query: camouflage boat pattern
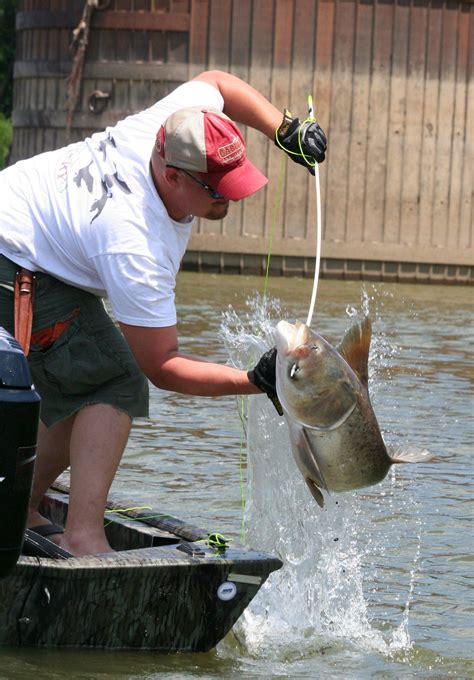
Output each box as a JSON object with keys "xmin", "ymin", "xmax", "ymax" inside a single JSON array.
[{"xmin": 0, "ymin": 484, "xmax": 282, "ymax": 651}]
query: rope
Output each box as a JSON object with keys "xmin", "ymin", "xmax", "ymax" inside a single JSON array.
[
  {"xmin": 303, "ymin": 96, "xmax": 322, "ymax": 328},
  {"xmin": 273, "ymin": 96, "xmax": 323, "ymax": 327},
  {"xmin": 65, "ymin": 0, "xmax": 98, "ymax": 144},
  {"xmin": 238, "ymin": 395, "xmax": 247, "ymax": 544},
  {"xmin": 237, "ymin": 153, "xmax": 286, "ymax": 544},
  {"xmin": 263, "ymin": 154, "xmax": 286, "ymax": 298}
]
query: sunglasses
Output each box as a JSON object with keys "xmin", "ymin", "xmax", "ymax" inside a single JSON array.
[{"xmin": 168, "ymin": 165, "xmax": 226, "ymax": 200}]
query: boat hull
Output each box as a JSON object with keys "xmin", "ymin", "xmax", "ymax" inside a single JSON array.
[{"xmin": 0, "ymin": 489, "xmax": 282, "ymax": 651}]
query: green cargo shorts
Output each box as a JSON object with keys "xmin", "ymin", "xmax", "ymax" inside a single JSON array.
[{"xmin": 0, "ymin": 255, "xmax": 149, "ymax": 427}]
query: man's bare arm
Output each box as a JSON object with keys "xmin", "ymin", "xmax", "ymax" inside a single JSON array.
[
  {"xmin": 192, "ymin": 70, "xmax": 282, "ymax": 139},
  {"xmin": 119, "ymin": 322, "xmax": 260, "ymax": 396}
]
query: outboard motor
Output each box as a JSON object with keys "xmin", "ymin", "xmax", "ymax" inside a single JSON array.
[{"xmin": 0, "ymin": 328, "xmax": 40, "ymax": 578}]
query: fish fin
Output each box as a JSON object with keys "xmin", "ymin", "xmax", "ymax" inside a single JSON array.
[
  {"xmin": 286, "ymin": 421, "xmax": 329, "ymax": 508},
  {"xmin": 305, "ymin": 478, "xmax": 325, "ymax": 508},
  {"xmin": 388, "ymin": 445, "xmax": 435, "ymax": 464},
  {"xmin": 337, "ymin": 316, "xmax": 372, "ymax": 387},
  {"xmin": 301, "ymin": 429, "xmax": 329, "ymax": 492}
]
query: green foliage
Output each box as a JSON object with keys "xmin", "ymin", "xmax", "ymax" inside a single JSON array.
[
  {"xmin": 0, "ymin": 114, "xmax": 12, "ymax": 169},
  {"xmin": 0, "ymin": 0, "xmax": 17, "ymax": 118}
]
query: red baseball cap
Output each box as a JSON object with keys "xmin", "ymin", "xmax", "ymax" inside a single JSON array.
[{"xmin": 156, "ymin": 106, "xmax": 268, "ymax": 200}]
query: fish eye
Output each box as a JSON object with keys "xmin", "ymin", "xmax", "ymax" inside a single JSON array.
[{"xmin": 289, "ymin": 363, "xmax": 299, "ymax": 379}]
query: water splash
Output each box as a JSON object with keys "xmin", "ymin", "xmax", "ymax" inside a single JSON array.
[
  {"xmin": 218, "ymin": 290, "xmax": 424, "ymax": 661},
  {"xmin": 220, "ymin": 293, "xmax": 286, "ymax": 368}
]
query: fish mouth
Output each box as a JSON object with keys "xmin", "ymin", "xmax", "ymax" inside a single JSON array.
[
  {"xmin": 276, "ymin": 321, "xmax": 310, "ymax": 354},
  {"xmin": 275, "ymin": 320, "xmax": 360, "ymax": 430}
]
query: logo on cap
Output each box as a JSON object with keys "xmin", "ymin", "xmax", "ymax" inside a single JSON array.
[{"xmin": 218, "ymin": 136, "xmax": 244, "ymax": 165}]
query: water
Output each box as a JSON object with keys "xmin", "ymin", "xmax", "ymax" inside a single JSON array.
[{"xmin": 1, "ymin": 273, "xmax": 472, "ymax": 679}]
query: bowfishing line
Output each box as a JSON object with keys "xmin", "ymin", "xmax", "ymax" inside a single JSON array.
[{"xmin": 304, "ymin": 95, "xmax": 322, "ymax": 329}]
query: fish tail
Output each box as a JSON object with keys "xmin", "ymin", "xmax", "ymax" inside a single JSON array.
[{"xmin": 388, "ymin": 446, "xmax": 435, "ymax": 464}]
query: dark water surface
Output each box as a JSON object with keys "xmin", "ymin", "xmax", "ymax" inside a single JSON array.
[{"xmin": 1, "ymin": 273, "xmax": 472, "ymax": 679}]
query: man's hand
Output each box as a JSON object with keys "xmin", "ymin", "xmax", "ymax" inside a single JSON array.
[
  {"xmin": 275, "ymin": 110, "xmax": 327, "ymax": 172},
  {"xmin": 248, "ymin": 348, "xmax": 283, "ymax": 416}
]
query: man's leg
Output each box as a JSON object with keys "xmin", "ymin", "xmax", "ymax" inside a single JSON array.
[
  {"xmin": 27, "ymin": 416, "xmax": 74, "ymax": 528},
  {"xmin": 28, "ymin": 403, "xmax": 132, "ymax": 557},
  {"xmin": 62, "ymin": 403, "xmax": 131, "ymax": 556}
]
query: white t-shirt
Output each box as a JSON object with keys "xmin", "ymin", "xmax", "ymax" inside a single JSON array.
[{"xmin": 0, "ymin": 81, "xmax": 224, "ymax": 327}]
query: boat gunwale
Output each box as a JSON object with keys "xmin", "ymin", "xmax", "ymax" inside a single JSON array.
[
  {"xmin": 14, "ymin": 546, "xmax": 283, "ymax": 572},
  {"xmin": 20, "ymin": 487, "xmax": 283, "ymax": 574}
]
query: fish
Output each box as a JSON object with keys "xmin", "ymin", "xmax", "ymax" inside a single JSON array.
[{"xmin": 275, "ymin": 317, "xmax": 432, "ymax": 507}]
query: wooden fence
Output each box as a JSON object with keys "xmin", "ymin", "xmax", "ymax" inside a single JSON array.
[{"xmin": 11, "ymin": 0, "xmax": 474, "ymax": 283}]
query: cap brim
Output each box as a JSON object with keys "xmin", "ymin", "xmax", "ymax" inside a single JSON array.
[{"xmin": 198, "ymin": 158, "xmax": 268, "ymax": 201}]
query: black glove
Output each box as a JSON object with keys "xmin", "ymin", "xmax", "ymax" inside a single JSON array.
[
  {"xmin": 275, "ymin": 110, "xmax": 327, "ymax": 173},
  {"xmin": 248, "ymin": 347, "xmax": 283, "ymax": 416}
]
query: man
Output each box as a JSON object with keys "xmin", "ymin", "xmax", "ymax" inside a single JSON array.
[{"xmin": 0, "ymin": 70, "xmax": 326, "ymax": 556}]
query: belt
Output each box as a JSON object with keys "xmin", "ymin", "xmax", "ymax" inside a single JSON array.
[{"xmin": 14, "ymin": 268, "xmax": 35, "ymax": 356}]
